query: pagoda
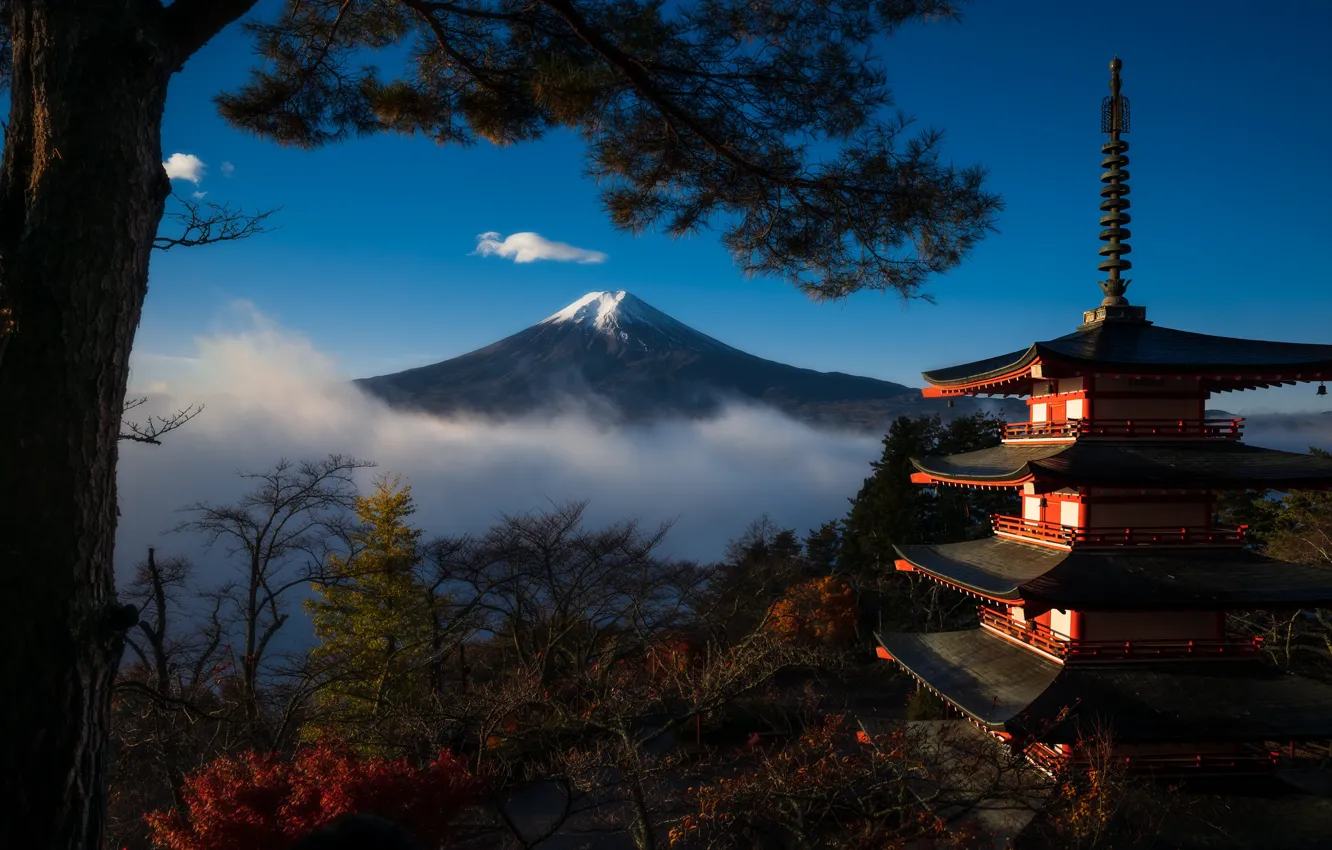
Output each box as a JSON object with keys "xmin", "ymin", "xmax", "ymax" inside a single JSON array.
[{"xmin": 877, "ymin": 58, "xmax": 1332, "ymax": 774}]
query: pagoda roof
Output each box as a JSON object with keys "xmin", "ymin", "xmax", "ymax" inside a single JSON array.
[
  {"xmin": 921, "ymin": 321, "xmax": 1332, "ymax": 395},
  {"xmin": 878, "ymin": 628, "xmax": 1332, "ymax": 744},
  {"xmin": 894, "ymin": 537, "xmax": 1332, "ymax": 609},
  {"xmin": 910, "ymin": 440, "xmax": 1332, "ymax": 489}
]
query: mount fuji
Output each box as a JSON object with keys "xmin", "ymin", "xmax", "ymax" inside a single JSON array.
[{"xmin": 356, "ymin": 291, "xmax": 1011, "ymax": 431}]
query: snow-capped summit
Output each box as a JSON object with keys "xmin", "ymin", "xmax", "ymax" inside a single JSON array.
[
  {"xmin": 541, "ymin": 290, "xmax": 643, "ymax": 328},
  {"xmin": 539, "ymin": 290, "xmax": 728, "ymax": 353},
  {"xmin": 356, "ymin": 291, "xmax": 1017, "ymax": 430}
]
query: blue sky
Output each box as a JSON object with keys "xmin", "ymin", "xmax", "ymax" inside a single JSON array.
[{"xmin": 141, "ymin": 0, "xmax": 1332, "ymax": 412}]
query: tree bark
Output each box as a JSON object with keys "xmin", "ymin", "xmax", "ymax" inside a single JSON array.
[{"xmin": 0, "ymin": 2, "xmax": 172, "ymax": 847}]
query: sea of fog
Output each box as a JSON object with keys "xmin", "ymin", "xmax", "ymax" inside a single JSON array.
[{"xmin": 115, "ymin": 305, "xmax": 1332, "ymax": 637}]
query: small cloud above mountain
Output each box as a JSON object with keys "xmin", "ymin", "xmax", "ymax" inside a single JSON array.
[
  {"xmin": 162, "ymin": 153, "xmax": 206, "ymax": 183},
  {"xmin": 472, "ymin": 231, "xmax": 607, "ymax": 264}
]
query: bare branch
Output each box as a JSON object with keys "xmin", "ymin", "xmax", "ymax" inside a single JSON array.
[
  {"xmin": 119, "ymin": 396, "xmax": 205, "ymax": 446},
  {"xmin": 154, "ymin": 193, "xmax": 280, "ymax": 252}
]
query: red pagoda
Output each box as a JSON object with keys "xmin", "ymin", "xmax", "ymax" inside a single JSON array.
[{"xmin": 877, "ymin": 58, "xmax": 1332, "ymax": 774}]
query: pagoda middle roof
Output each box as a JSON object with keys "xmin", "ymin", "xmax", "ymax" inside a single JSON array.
[
  {"xmin": 878, "ymin": 628, "xmax": 1332, "ymax": 744},
  {"xmin": 922, "ymin": 321, "xmax": 1332, "ymax": 390},
  {"xmin": 911, "ymin": 440, "xmax": 1332, "ymax": 489},
  {"xmin": 894, "ymin": 537, "xmax": 1332, "ymax": 609}
]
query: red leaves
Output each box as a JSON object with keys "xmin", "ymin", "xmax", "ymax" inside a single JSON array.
[
  {"xmin": 764, "ymin": 577, "xmax": 859, "ymax": 646},
  {"xmin": 145, "ymin": 741, "xmax": 481, "ymax": 850}
]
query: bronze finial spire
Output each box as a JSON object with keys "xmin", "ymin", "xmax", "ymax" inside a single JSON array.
[{"xmin": 1083, "ymin": 57, "xmax": 1146, "ymax": 327}]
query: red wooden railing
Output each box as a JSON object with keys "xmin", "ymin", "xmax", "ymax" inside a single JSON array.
[
  {"xmin": 979, "ymin": 608, "xmax": 1067, "ymax": 657},
  {"xmin": 991, "ymin": 515, "xmax": 1247, "ymax": 548},
  {"xmin": 992, "ymin": 515, "xmax": 1078, "ymax": 546},
  {"xmin": 1003, "ymin": 418, "xmax": 1244, "ymax": 441},
  {"xmin": 1066, "ymin": 637, "xmax": 1262, "ymax": 660},
  {"xmin": 1025, "ymin": 741, "xmax": 1279, "ymax": 774},
  {"xmin": 978, "ymin": 608, "xmax": 1263, "ymax": 661}
]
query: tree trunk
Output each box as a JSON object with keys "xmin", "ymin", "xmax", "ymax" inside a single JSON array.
[{"xmin": 0, "ymin": 2, "xmax": 172, "ymax": 847}]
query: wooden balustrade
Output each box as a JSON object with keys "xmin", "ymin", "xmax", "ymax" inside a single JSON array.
[
  {"xmin": 1026, "ymin": 742, "xmax": 1279, "ymax": 774},
  {"xmin": 991, "ymin": 515, "xmax": 1077, "ymax": 546},
  {"xmin": 978, "ymin": 607, "xmax": 1262, "ymax": 661},
  {"xmin": 1003, "ymin": 418, "xmax": 1244, "ymax": 441},
  {"xmin": 991, "ymin": 515, "xmax": 1247, "ymax": 548}
]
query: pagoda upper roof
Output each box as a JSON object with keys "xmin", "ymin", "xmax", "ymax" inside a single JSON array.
[
  {"xmin": 921, "ymin": 320, "xmax": 1332, "ymax": 395},
  {"xmin": 910, "ymin": 440, "xmax": 1332, "ymax": 489},
  {"xmin": 894, "ymin": 537, "xmax": 1332, "ymax": 609},
  {"xmin": 878, "ymin": 628, "xmax": 1332, "ymax": 744}
]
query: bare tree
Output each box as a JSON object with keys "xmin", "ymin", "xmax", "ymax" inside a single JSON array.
[
  {"xmin": 412, "ymin": 503, "xmax": 827, "ymax": 850},
  {"xmin": 430, "ymin": 501, "xmax": 703, "ymax": 687},
  {"xmin": 107, "ymin": 549, "xmax": 234, "ymax": 849},
  {"xmin": 174, "ymin": 454, "xmax": 375, "ymax": 746}
]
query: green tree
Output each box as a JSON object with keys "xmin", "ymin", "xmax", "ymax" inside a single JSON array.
[
  {"xmin": 931, "ymin": 410, "xmax": 1013, "ymax": 542},
  {"xmin": 305, "ymin": 475, "xmax": 437, "ymax": 754},
  {"xmin": 803, "ymin": 520, "xmax": 844, "ymax": 575},
  {"xmin": 699, "ymin": 516, "xmax": 810, "ymax": 641},
  {"xmin": 0, "ymin": 3, "xmax": 999, "ymax": 844},
  {"xmin": 842, "ymin": 415, "xmax": 938, "ymax": 575},
  {"xmin": 842, "ymin": 412, "xmax": 1014, "ymax": 630}
]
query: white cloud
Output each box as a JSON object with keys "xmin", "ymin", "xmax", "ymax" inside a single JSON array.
[
  {"xmin": 117, "ymin": 306, "xmax": 878, "ymax": 587},
  {"xmin": 220, "ymin": 161, "xmax": 236, "ymax": 178},
  {"xmin": 472, "ymin": 231, "xmax": 608, "ymax": 264},
  {"xmin": 191, "ymin": 191, "xmax": 208, "ymax": 200},
  {"xmin": 163, "ymin": 153, "xmax": 206, "ymax": 183}
]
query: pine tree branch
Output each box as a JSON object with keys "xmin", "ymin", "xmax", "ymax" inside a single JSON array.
[{"xmin": 164, "ymin": 0, "xmax": 264, "ymax": 65}]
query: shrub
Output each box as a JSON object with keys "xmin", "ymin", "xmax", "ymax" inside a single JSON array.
[
  {"xmin": 765, "ymin": 577, "xmax": 859, "ymax": 646},
  {"xmin": 906, "ymin": 689, "xmax": 948, "ymax": 721},
  {"xmin": 144, "ymin": 741, "xmax": 481, "ymax": 850}
]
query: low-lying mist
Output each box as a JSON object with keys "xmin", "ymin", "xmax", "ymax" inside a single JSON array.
[
  {"xmin": 117, "ymin": 306, "xmax": 1332, "ymax": 590},
  {"xmin": 116, "ymin": 307, "xmax": 882, "ymax": 585}
]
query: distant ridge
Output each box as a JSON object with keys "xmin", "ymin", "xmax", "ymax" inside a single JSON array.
[{"xmin": 356, "ymin": 291, "xmax": 1020, "ymax": 432}]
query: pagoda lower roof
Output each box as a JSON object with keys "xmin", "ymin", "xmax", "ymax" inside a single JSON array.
[
  {"xmin": 910, "ymin": 440, "xmax": 1332, "ymax": 489},
  {"xmin": 921, "ymin": 321, "xmax": 1332, "ymax": 394},
  {"xmin": 894, "ymin": 537, "xmax": 1332, "ymax": 609},
  {"xmin": 878, "ymin": 628, "xmax": 1332, "ymax": 744}
]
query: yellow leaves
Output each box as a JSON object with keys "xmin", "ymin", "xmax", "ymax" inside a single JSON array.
[{"xmin": 305, "ymin": 474, "xmax": 435, "ymax": 751}]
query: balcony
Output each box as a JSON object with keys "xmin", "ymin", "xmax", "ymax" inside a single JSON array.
[
  {"xmin": 1025, "ymin": 741, "xmax": 1279, "ymax": 774},
  {"xmin": 1003, "ymin": 418, "xmax": 1244, "ymax": 442},
  {"xmin": 979, "ymin": 608, "xmax": 1263, "ymax": 662},
  {"xmin": 991, "ymin": 515, "xmax": 1248, "ymax": 549}
]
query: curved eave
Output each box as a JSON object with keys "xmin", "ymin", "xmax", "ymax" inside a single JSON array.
[
  {"xmin": 912, "ymin": 442, "xmax": 1332, "ymax": 491},
  {"xmin": 1032, "ymin": 342, "xmax": 1332, "ymax": 392},
  {"xmin": 893, "ymin": 539, "xmax": 1055, "ymax": 605},
  {"xmin": 919, "ymin": 324, "xmax": 1332, "ymax": 398},
  {"xmin": 879, "ymin": 628, "xmax": 1332, "ymax": 744},
  {"xmin": 920, "ymin": 346, "xmax": 1040, "ymax": 397},
  {"xmin": 896, "ymin": 537, "xmax": 1332, "ymax": 611},
  {"xmin": 875, "ymin": 629, "xmax": 1060, "ymax": 733},
  {"xmin": 909, "ymin": 443, "xmax": 1067, "ymax": 488},
  {"xmin": 909, "ymin": 470, "xmax": 1032, "ymax": 488},
  {"xmin": 894, "ymin": 557, "xmax": 1026, "ymax": 606}
]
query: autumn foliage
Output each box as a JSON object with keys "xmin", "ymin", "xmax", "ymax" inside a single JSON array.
[
  {"xmin": 144, "ymin": 741, "xmax": 481, "ymax": 850},
  {"xmin": 764, "ymin": 577, "xmax": 859, "ymax": 646},
  {"xmin": 669, "ymin": 714, "xmax": 973, "ymax": 849}
]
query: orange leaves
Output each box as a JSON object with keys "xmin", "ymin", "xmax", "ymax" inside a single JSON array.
[
  {"xmin": 764, "ymin": 576, "xmax": 859, "ymax": 646},
  {"xmin": 644, "ymin": 635, "xmax": 702, "ymax": 677},
  {"xmin": 144, "ymin": 741, "xmax": 481, "ymax": 850},
  {"xmin": 672, "ymin": 714, "xmax": 952, "ymax": 849}
]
